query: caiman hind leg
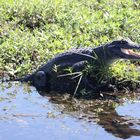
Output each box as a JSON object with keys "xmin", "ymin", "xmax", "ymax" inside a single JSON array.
[
  {"xmin": 33, "ymin": 71, "xmax": 51, "ymax": 92},
  {"xmin": 54, "ymin": 61, "xmax": 96, "ymax": 96}
]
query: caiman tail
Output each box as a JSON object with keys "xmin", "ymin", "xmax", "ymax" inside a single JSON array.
[{"xmin": 3, "ymin": 74, "xmax": 33, "ymax": 83}]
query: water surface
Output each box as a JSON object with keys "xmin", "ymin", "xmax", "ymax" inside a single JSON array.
[{"xmin": 0, "ymin": 82, "xmax": 140, "ymax": 140}]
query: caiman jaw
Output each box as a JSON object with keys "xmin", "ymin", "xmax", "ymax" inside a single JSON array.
[{"xmin": 121, "ymin": 48, "xmax": 140, "ymax": 58}]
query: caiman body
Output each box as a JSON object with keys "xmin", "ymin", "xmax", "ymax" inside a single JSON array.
[{"xmin": 10, "ymin": 39, "xmax": 140, "ymax": 95}]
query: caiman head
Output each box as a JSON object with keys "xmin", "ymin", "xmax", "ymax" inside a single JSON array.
[{"xmin": 105, "ymin": 39, "xmax": 140, "ymax": 62}]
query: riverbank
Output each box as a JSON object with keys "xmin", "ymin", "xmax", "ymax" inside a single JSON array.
[{"xmin": 0, "ymin": 0, "xmax": 140, "ymax": 90}]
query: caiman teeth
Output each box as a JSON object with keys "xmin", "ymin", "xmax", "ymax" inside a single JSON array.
[{"xmin": 121, "ymin": 48, "xmax": 140, "ymax": 57}]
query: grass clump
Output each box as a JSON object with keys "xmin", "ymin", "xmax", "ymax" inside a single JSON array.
[{"xmin": 0, "ymin": 0, "xmax": 140, "ymax": 90}]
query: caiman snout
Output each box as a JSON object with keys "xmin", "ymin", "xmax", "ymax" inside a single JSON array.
[
  {"xmin": 120, "ymin": 44, "xmax": 140, "ymax": 59},
  {"xmin": 118, "ymin": 39, "xmax": 140, "ymax": 59}
]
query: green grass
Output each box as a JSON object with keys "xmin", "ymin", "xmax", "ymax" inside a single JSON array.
[{"xmin": 0, "ymin": 0, "xmax": 140, "ymax": 89}]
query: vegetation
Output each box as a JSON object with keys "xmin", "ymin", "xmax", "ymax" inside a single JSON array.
[{"xmin": 0, "ymin": 0, "xmax": 140, "ymax": 89}]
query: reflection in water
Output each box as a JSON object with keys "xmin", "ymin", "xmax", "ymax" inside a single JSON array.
[
  {"xmin": 46, "ymin": 92, "xmax": 140, "ymax": 139},
  {"xmin": 0, "ymin": 82, "xmax": 140, "ymax": 140},
  {"xmin": 98, "ymin": 103, "xmax": 140, "ymax": 139}
]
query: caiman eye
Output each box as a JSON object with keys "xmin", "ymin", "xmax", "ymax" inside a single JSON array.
[{"xmin": 120, "ymin": 39, "xmax": 129, "ymax": 44}]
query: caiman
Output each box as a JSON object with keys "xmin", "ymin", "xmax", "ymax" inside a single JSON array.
[{"xmin": 7, "ymin": 39, "xmax": 140, "ymax": 96}]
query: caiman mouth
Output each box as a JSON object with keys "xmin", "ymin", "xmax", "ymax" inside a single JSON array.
[{"xmin": 121, "ymin": 48, "xmax": 140, "ymax": 57}]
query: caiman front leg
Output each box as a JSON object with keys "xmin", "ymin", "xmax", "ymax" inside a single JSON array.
[{"xmin": 72, "ymin": 61, "xmax": 114, "ymax": 96}]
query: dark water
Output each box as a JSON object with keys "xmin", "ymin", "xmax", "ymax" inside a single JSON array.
[{"xmin": 0, "ymin": 82, "xmax": 140, "ymax": 140}]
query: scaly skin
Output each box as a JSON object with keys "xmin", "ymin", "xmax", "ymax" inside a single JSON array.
[{"xmin": 9, "ymin": 39, "xmax": 140, "ymax": 95}]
